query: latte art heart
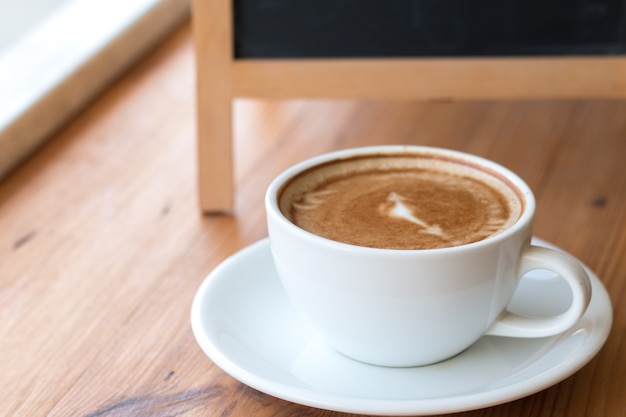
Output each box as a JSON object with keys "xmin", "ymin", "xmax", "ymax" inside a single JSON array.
[{"xmin": 379, "ymin": 192, "xmax": 446, "ymax": 237}]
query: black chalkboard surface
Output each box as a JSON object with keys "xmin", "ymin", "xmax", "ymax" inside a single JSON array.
[{"xmin": 234, "ymin": 0, "xmax": 626, "ymax": 58}]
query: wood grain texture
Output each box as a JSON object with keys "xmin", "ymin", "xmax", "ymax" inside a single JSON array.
[{"xmin": 1, "ymin": 22, "xmax": 625, "ymax": 417}]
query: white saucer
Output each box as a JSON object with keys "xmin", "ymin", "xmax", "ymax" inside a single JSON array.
[{"xmin": 191, "ymin": 238, "xmax": 612, "ymax": 416}]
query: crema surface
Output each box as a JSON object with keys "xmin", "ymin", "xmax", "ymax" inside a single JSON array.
[{"xmin": 279, "ymin": 155, "xmax": 523, "ymax": 250}]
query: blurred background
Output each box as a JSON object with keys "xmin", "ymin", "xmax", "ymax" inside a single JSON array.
[{"xmin": 0, "ymin": 0, "xmax": 189, "ymax": 180}]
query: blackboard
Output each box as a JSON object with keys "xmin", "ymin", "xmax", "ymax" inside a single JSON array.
[{"xmin": 233, "ymin": 0, "xmax": 626, "ymax": 58}]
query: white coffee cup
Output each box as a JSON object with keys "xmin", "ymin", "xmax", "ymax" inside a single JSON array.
[{"xmin": 265, "ymin": 146, "xmax": 592, "ymax": 367}]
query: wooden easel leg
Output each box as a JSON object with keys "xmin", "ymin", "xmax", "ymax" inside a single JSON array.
[
  {"xmin": 192, "ymin": 0, "xmax": 234, "ymax": 214},
  {"xmin": 196, "ymin": 99, "xmax": 233, "ymax": 214}
]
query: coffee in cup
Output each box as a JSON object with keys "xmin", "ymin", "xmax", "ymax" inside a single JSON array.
[
  {"xmin": 266, "ymin": 146, "xmax": 591, "ymax": 367},
  {"xmin": 278, "ymin": 153, "xmax": 523, "ymax": 250}
]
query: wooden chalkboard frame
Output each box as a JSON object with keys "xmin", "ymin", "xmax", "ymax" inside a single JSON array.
[{"xmin": 192, "ymin": 0, "xmax": 626, "ymax": 213}]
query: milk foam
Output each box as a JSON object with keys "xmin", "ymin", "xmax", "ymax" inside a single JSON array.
[
  {"xmin": 381, "ymin": 192, "xmax": 445, "ymax": 237},
  {"xmin": 279, "ymin": 154, "xmax": 524, "ymax": 250}
]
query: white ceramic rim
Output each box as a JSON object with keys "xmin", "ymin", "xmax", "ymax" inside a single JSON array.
[{"xmin": 265, "ymin": 145, "xmax": 535, "ymax": 255}]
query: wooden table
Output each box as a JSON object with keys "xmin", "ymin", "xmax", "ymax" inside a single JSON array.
[{"xmin": 1, "ymin": 22, "xmax": 624, "ymax": 417}]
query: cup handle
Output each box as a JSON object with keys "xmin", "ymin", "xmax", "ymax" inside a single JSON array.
[{"xmin": 485, "ymin": 245, "xmax": 592, "ymax": 338}]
